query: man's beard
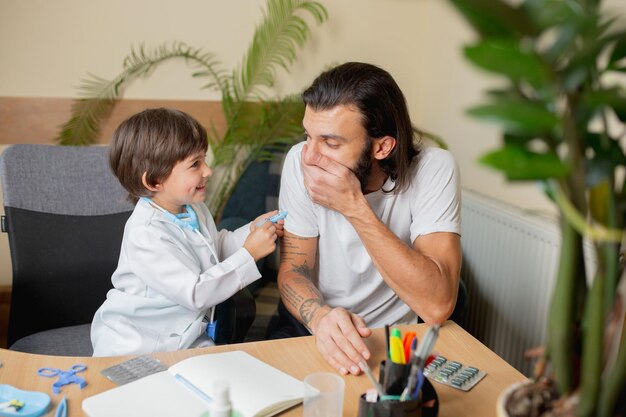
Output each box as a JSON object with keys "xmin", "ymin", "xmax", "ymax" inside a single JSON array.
[{"xmin": 352, "ymin": 140, "xmax": 373, "ymax": 193}]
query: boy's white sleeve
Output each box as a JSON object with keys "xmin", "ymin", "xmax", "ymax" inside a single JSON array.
[
  {"xmin": 217, "ymin": 223, "xmax": 251, "ymax": 259},
  {"xmin": 127, "ymin": 226, "xmax": 260, "ymax": 312}
]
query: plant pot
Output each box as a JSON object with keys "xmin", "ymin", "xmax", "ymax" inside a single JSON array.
[
  {"xmin": 496, "ymin": 380, "xmax": 531, "ymax": 417},
  {"xmin": 496, "ymin": 378, "xmax": 565, "ymax": 417}
]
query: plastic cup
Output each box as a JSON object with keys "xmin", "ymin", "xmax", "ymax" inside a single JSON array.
[{"xmin": 303, "ymin": 372, "xmax": 345, "ymax": 417}]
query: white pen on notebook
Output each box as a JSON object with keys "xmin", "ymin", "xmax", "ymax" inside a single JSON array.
[{"xmin": 175, "ymin": 373, "xmax": 212, "ymax": 405}]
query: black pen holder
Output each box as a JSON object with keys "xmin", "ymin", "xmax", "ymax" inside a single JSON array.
[
  {"xmin": 357, "ymin": 393, "xmax": 422, "ymax": 417},
  {"xmin": 380, "ymin": 359, "xmax": 412, "ymax": 395},
  {"xmin": 356, "ymin": 361, "xmax": 438, "ymax": 417}
]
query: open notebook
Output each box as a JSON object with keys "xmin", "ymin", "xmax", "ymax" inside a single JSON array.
[{"xmin": 83, "ymin": 351, "xmax": 304, "ymax": 417}]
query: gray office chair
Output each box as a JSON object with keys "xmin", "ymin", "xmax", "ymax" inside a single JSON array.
[
  {"xmin": 0, "ymin": 144, "xmax": 134, "ymax": 355},
  {"xmin": 0, "ymin": 144, "xmax": 255, "ymax": 356}
]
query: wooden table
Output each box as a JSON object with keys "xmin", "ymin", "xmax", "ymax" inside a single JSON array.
[{"xmin": 0, "ymin": 321, "xmax": 525, "ymax": 416}]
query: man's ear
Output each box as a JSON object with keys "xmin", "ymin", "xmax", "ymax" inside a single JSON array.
[
  {"xmin": 141, "ymin": 172, "xmax": 160, "ymax": 192},
  {"xmin": 372, "ymin": 136, "xmax": 396, "ymax": 160}
]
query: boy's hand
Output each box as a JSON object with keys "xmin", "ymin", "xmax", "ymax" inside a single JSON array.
[
  {"xmin": 244, "ymin": 212, "xmax": 282, "ymax": 261},
  {"xmin": 252, "ymin": 210, "xmax": 285, "ymax": 237}
]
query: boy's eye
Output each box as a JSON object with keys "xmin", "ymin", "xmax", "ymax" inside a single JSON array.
[{"xmin": 191, "ymin": 161, "xmax": 199, "ymax": 167}]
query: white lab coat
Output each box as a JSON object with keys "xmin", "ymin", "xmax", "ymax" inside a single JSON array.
[{"xmin": 91, "ymin": 199, "xmax": 261, "ymax": 356}]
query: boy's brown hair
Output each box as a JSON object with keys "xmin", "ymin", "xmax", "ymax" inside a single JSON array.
[{"xmin": 109, "ymin": 108, "xmax": 208, "ymax": 204}]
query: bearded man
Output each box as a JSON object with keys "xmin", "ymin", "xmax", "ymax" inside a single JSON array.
[{"xmin": 268, "ymin": 62, "xmax": 462, "ymax": 376}]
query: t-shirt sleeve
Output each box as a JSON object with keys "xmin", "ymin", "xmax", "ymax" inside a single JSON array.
[
  {"xmin": 409, "ymin": 148, "xmax": 461, "ymax": 242},
  {"xmin": 279, "ymin": 143, "xmax": 319, "ymax": 237}
]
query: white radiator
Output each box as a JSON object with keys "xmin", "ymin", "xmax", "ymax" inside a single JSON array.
[{"xmin": 460, "ymin": 189, "xmax": 561, "ymax": 376}]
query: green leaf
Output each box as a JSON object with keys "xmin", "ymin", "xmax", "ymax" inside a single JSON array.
[
  {"xmin": 57, "ymin": 42, "xmax": 225, "ymax": 145},
  {"xmin": 562, "ymin": 29, "xmax": 625, "ymax": 92},
  {"xmin": 479, "ymin": 145, "xmax": 569, "ymax": 180},
  {"xmin": 236, "ymin": 0, "xmax": 328, "ymax": 101},
  {"xmin": 448, "ymin": 0, "xmax": 536, "ymax": 38},
  {"xmin": 464, "ymin": 39, "xmax": 550, "ymax": 87},
  {"xmin": 609, "ymin": 36, "xmax": 626, "ymax": 66},
  {"xmin": 503, "ymin": 132, "xmax": 536, "ymax": 146},
  {"xmin": 583, "ymin": 88, "xmax": 626, "ymax": 123},
  {"xmin": 522, "ymin": 0, "xmax": 582, "ymax": 29},
  {"xmin": 467, "ymin": 100, "xmax": 559, "ymax": 134},
  {"xmin": 585, "ymin": 132, "xmax": 626, "ymax": 168}
]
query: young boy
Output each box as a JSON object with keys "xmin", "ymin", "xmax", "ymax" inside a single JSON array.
[{"xmin": 91, "ymin": 108, "xmax": 283, "ymax": 356}]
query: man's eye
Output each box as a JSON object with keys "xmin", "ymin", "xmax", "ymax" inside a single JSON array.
[{"xmin": 326, "ymin": 142, "xmax": 339, "ymax": 149}]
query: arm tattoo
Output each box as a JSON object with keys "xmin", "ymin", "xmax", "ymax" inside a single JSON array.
[
  {"xmin": 280, "ymin": 281, "xmax": 304, "ymax": 309},
  {"xmin": 291, "ymin": 260, "xmax": 313, "ymax": 280},
  {"xmin": 300, "ymin": 297, "xmax": 324, "ymax": 326}
]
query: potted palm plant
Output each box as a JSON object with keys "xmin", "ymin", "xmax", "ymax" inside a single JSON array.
[
  {"xmin": 57, "ymin": 0, "xmax": 328, "ymax": 221},
  {"xmin": 446, "ymin": 0, "xmax": 626, "ymax": 415}
]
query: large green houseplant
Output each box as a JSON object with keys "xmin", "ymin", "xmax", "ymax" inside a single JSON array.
[
  {"xmin": 447, "ymin": 0, "xmax": 626, "ymax": 416},
  {"xmin": 57, "ymin": 0, "xmax": 327, "ymax": 221}
]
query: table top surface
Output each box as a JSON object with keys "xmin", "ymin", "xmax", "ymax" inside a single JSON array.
[{"xmin": 0, "ymin": 321, "xmax": 526, "ymax": 416}]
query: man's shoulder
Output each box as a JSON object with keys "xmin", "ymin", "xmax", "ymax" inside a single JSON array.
[
  {"xmin": 417, "ymin": 145, "xmax": 454, "ymax": 162},
  {"xmin": 282, "ymin": 141, "xmax": 306, "ymax": 177},
  {"xmin": 413, "ymin": 146, "xmax": 457, "ymax": 174},
  {"xmin": 285, "ymin": 141, "xmax": 305, "ymax": 161}
]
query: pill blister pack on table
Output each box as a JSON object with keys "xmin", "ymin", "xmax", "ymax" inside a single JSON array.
[
  {"xmin": 100, "ymin": 355, "xmax": 167, "ymax": 386},
  {"xmin": 423, "ymin": 355, "xmax": 487, "ymax": 391}
]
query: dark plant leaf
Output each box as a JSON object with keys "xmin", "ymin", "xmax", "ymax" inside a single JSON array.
[
  {"xmin": 467, "ymin": 100, "xmax": 559, "ymax": 134},
  {"xmin": 464, "ymin": 39, "xmax": 550, "ymax": 87},
  {"xmin": 583, "ymin": 88, "xmax": 626, "ymax": 123},
  {"xmin": 585, "ymin": 133, "xmax": 626, "ymax": 167},
  {"xmin": 562, "ymin": 29, "xmax": 625, "ymax": 92},
  {"xmin": 522, "ymin": 0, "xmax": 582, "ymax": 30},
  {"xmin": 503, "ymin": 132, "xmax": 538, "ymax": 146},
  {"xmin": 448, "ymin": 0, "xmax": 536, "ymax": 38},
  {"xmin": 609, "ymin": 36, "xmax": 626, "ymax": 66},
  {"xmin": 479, "ymin": 144, "xmax": 569, "ymax": 180}
]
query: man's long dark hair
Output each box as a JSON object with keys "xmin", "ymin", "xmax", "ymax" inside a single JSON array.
[{"xmin": 302, "ymin": 62, "xmax": 421, "ymax": 193}]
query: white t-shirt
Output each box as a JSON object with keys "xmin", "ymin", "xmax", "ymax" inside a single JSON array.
[{"xmin": 279, "ymin": 142, "xmax": 461, "ymax": 328}]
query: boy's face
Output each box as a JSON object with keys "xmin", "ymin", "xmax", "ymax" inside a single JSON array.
[{"xmin": 150, "ymin": 150, "xmax": 212, "ymax": 214}]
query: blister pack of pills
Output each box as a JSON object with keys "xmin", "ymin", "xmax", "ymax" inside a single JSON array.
[
  {"xmin": 100, "ymin": 355, "xmax": 167, "ymax": 386},
  {"xmin": 423, "ymin": 355, "xmax": 487, "ymax": 391}
]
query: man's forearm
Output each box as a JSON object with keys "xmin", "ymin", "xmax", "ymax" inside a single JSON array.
[
  {"xmin": 279, "ymin": 273, "xmax": 330, "ymax": 331},
  {"xmin": 346, "ymin": 200, "xmax": 461, "ymax": 323},
  {"xmin": 278, "ymin": 232, "xmax": 330, "ymax": 331}
]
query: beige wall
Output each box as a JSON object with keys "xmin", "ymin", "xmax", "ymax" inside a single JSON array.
[{"xmin": 1, "ymin": 0, "xmax": 625, "ymax": 286}]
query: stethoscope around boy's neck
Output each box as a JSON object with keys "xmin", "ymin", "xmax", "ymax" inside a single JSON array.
[
  {"xmin": 140, "ymin": 197, "xmax": 200, "ymax": 232},
  {"xmin": 140, "ymin": 197, "xmax": 218, "ymax": 264}
]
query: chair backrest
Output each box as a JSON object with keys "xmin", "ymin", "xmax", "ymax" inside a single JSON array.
[{"xmin": 0, "ymin": 144, "xmax": 134, "ymax": 347}]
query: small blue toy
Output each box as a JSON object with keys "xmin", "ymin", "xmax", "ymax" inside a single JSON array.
[
  {"xmin": 256, "ymin": 210, "xmax": 288, "ymax": 227},
  {"xmin": 0, "ymin": 385, "xmax": 50, "ymax": 417},
  {"xmin": 37, "ymin": 365, "xmax": 87, "ymax": 394}
]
